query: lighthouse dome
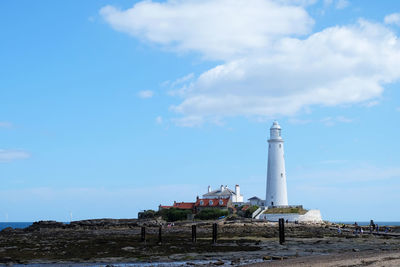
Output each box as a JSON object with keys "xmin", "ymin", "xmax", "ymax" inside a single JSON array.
[
  {"xmin": 270, "ymin": 121, "xmax": 282, "ymax": 140},
  {"xmin": 271, "ymin": 121, "xmax": 281, "ymax": 129}
]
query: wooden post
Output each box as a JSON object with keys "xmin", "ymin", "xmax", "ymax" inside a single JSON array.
[
  {"xmin": 158, "ymin": 226, "xmax": 162, "ymax": 244},
  {"xmin": 192, "ymin": 225, "xmax": 197, "ymax": 243},
  {"xmin": 279, "ymin": 218, "xmax": 285, "ymax": 244},
  {"xmin": 141, "ymin": 226, "xmax": 146, "ymax": 242},
  {"xmin": 212, "ymin": 223, "xmax": 217, "ymax": 244}
]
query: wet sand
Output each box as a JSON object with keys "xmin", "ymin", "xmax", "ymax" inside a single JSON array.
[{"xmin": 245, "ymin": 250, "xmax": 400, "ymax": 266}]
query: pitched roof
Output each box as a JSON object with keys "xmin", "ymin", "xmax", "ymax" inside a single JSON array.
[
  {"xmin": 203, "ymin": 187, "xmax": 236, "ymax": 197},
  {"xmin": 248, "ymin": 196, "xmax": 262, "ymax": 200},
  {"xmin": 173, "ymin": 202, "xmax": 195, "ymax": 209},
  {"xmin": 195, "ymin": 198, "xmax": 229, "ymax": 207},
  {"xmin": 159, "ymin": 202, "xmax": 195, "ymax": 210}
]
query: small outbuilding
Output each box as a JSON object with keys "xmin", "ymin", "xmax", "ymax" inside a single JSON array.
[{"xmin": 248, "ymin": 196, "xmax": 264, "ymax": 206}]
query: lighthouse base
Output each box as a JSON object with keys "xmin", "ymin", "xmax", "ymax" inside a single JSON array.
[{"xmin": 259, "ymin": 209, "xmax": 323, "ymax": 223}]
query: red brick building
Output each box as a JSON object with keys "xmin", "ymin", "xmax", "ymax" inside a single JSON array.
[{"xmin": 194, "ymin": 197, "xmax": 231, "ymax": 213}]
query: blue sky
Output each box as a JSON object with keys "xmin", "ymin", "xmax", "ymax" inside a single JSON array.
[{"xmin": 1, "ymin": 0, "xmax": 400, "ymax": 222}]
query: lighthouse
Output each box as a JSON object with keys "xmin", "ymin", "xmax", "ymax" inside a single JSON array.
[{"xmin": 265, "ymin": 121, "xmax": 288, "ymax": 207}]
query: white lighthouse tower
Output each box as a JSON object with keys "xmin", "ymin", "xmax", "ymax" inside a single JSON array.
[{"xmin": 265, "ymin": 121, "xmax": 288, "ymax": 207}]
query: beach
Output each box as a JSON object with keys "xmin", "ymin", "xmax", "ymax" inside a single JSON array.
[
  {"xmin": 246, "ymin": 250, "xmax": 400, "ymax": 266},
  {"xmin": 1, "ymin": 218, "xmax": 400, "ymax": 266}
]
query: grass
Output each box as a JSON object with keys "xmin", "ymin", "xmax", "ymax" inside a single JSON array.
[{"xmin": 264, "ymin": 207, "xmax": 308, "ymax": 215}]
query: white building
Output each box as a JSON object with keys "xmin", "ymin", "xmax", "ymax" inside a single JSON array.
[
  {"xmin": 203, "ymin": 185, "xmax": 244, "ymax": 203},
  {"xmin": 265, "ymin": 121, "xmax": 288, "ymax": 207},
  {"xmin": 248, "ymin": 196, "xmax": 264, "ymax": 206}
]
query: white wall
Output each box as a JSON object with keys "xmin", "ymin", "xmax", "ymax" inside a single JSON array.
[
  {"xmin": 259, "ymin": 209, "xmax": 322, "ymax": 222},
  {"xmin": 266, "ymin": 135, "xmax": 288, "ymax": 206}
]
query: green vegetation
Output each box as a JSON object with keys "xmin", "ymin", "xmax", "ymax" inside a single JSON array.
[
  {"xmin": 159, "ymin": 208, "xmax": 192, "ymax": 222},
  {"xmin": 264, "ymin": 207, "xmax": 308, "ymax": 215},
  {"xmin": 235, "ymin": 205, "xmax": 259, "ymax": 218},
  {"xmin": 245, "ymin": 205, "xmax": 259, "ymax": 218},
  {"xmin": 195, "ymin": 208, "xmax": 228, "ymax": 220},
  {"xmin": 137, "ymin": 209, "xmax": 157, "ymax": 219}
]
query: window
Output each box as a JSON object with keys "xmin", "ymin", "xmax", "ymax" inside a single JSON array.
[
  {"xmin": 209, "ymin": 200, "xmax": 213, "ymax": 205},
  {"xmin": 281, "ymin": 173, "xmax": 283, "ymax": 177},
  {"xmin": 200, "ymin": 200, "xmax": 204, "ymax": 205},
  {"xmin": 219, "ymin": 199, "xmax": 223, "ymax": 205},
  {"xmin": 279, "ymin": 144, "xmax": 281, "ymax": 148}
]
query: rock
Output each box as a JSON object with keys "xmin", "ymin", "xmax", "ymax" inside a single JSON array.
[
  {"xmin": 263, "ymin": 256, "xmax": 272, "ymax": 260},
  {"xmin": 1, "ymin": 227, "xmax": 14, "ymax": 233},
  {"xmin": 214, "ymin": 260, "xmax": 225, "ymax": 265},
  {"xmin": 121, "ymin": 246, "xmax": 134, "ymax": 251},
  {"xmin": 353, "ymin": 248, "xmax": 360, "ymax": 252},
  {"xmin": 271, "ymin": 256, "xmax": 284, "ymax": 260},
  {"xmin": 25, "ymin": 221, "xmax": 66, "ymax": 231}
]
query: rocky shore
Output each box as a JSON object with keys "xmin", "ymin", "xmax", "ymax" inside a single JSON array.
[{"xmin": 1, "ymin": 218, "xmax": 399, "ymax": 266}]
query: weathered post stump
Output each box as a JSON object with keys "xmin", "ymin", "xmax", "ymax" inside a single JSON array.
[
  {"xmin": 141, "ymin": 226, "xmax": 146, "ymax": 243},
  {"xmin": 212, "ymin": 223, "xmax": 218, "ymax": 244},
  {"xmin": 279, "ymin": 218, "xmax": 285, "ymax": 244},
  {"xmin": 192, "ymin": 225, "xmax": 197, "ymax": 243},
  {"xmin": 158, "ymin": 226, "xmax": 162, "ymax": 244}
]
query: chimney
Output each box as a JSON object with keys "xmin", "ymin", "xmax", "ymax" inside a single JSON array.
[
  {"xmin": 235, "ymin": 184, "xmax": 240, "ymax": 195},
  {"xmin": 208, "ymin": 185, "xmax": 211, "ymax": 193}
]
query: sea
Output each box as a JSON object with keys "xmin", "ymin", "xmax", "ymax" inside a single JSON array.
[
  {"xmin": 2, "ymin": 221, "xmax": 400, "ymax": 231},
  {"xmin": 0, "ymin": 222, "xmax": 33, "ymax": 230}
]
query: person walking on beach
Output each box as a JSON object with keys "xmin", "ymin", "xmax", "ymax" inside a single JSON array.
[{"xmin": 376, "ymin": 224, "xmax": 379, "ymax": 233}]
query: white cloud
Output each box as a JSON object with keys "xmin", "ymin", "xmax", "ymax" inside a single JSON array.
[
  {"xmin": 335, "ymin": 116, "xmax": 353, "ymax": 123},
  {"xmin": 335, "ymin": 0, "xmax": 349, "ymax": 9},
  {"xmin": 277, "ymin": 0, "xmax": 317, "ymax": 6},
  {"xmin": 385, "ymin": 13, "xmax": 400, "ymax": 26},
  {"xmin": 155, "ymin": 116, "xmax": 163, "ymax": 124},
  {"xmin": 323, "ymin": 0, "xmax": 349, "ymax": 9},
  {"xmin": 101, "ymin": 1, "xmax": 400, "ymax": 126},
  {"xmin": 0, "ymin": 149, "xmax": 30, "ymax": 163},
  {"xmin": 100, "ymin": 0, "xmax": 314, "ymax": 60},
  {"xmin": 137, "ymin": 90, "xmax": 154, "ymax": 98},
  {"xmin": 0, "ymin": 122, "xmax": 12, "ymax": 128},
  {"xmin": 364, "ymin": 100, "xmax": 380, "ymax": 107},
  {"xmin": 171, "ymin": 20, "xmax": 400, "ymax": 121},
  {"xmin": 321, "ymin": 116, "xmax": 352, "ymax": 126},
  {"xmin": 170, "ymin": 73, "xmax": 194, "ymax": 88}
]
